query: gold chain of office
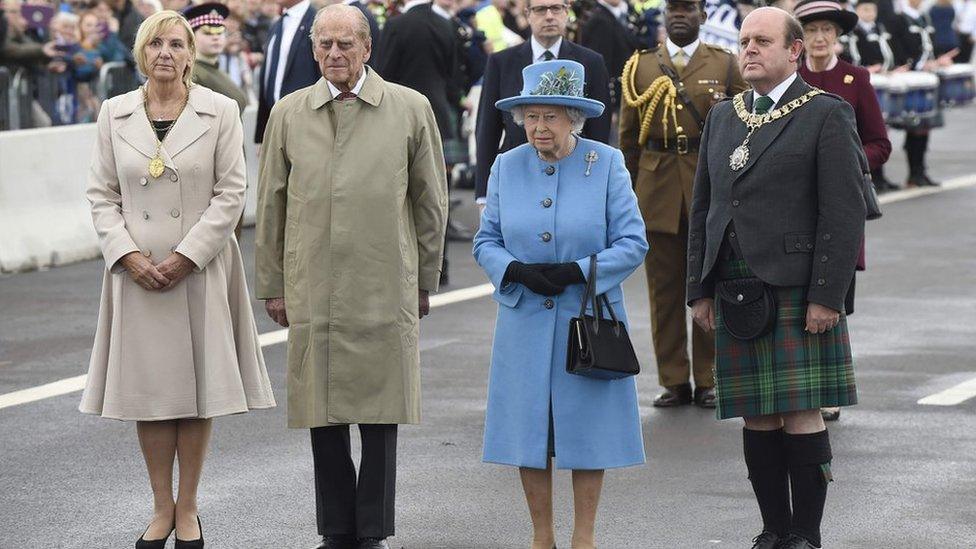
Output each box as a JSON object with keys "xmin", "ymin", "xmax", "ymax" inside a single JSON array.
[
  {"xmin": 727, "ymin": 88, "xmax": 823, "ymax": 171},
  {"xmin": 621, "ymin": 51, "xmax": 681, "ymax": 149}
]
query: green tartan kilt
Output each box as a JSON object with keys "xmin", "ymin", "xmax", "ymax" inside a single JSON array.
[{"xmin": 713, "ymin": 259, "xmax": 858, "ymax": 420}]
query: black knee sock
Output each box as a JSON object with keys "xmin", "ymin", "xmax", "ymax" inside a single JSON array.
[
  {"xmin": 785, "ymin": 430, "xmax": 833, "ymax": 548},
  {"xmin": 743, "ymin": 428, "xmax": 791, "ymax": 537},
  {"xmin": 904, "ymin": 132, "xmax": 929, "ymax": 177}
]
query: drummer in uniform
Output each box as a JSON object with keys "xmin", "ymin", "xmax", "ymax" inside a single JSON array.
[
  {"xmin": 619, "ymin": 0, "xmax": 748, "ymax": 409},
  {"xmin": 889, "ymin": 0, "xmax": 956, "ymax": 186},
  {"xmin": 847, "ymin": 0, "xmax": 899, "ymax": 72},
  {"xmin": 182, "ymin": 2, "xmax": 249, "ymax": 237}
]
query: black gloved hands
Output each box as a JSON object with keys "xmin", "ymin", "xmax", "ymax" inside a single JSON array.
[{"xmin": 503, "ymin": 261, "xmax": 586, "ymax": 296}]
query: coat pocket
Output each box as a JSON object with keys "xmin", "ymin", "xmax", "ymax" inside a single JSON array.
[{"xmin": 784, "ymin": 231, "xmax": 815, "ymax": 254}]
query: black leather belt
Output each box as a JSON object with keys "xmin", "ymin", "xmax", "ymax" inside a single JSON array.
[{"xmin": 645, "ymin": 136, "xmax": 700, "ymax": 155}]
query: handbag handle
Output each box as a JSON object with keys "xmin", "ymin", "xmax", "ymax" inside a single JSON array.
[{"xmin": 576, "ymin": 254, "xmax": 623, "ymax": 331}]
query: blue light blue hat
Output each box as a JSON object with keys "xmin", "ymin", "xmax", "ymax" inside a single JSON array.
[{"xmin": 495, "ymin": 60, "xmax": 605, "ymax": 119}]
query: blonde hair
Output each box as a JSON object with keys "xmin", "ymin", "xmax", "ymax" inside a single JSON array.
[{"xmin": 133, "ymin": 10, "xmax": 196, "ymax": 88}]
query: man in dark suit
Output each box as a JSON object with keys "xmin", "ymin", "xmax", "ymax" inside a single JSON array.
[
  {"xmin": 340, "ymin": 0, "xmax": 382, "ymax": 67},
  {"xmin": 687, "ymin": 8, "xmax": 864, "ymax": 549},
  {"xmin": 255, "ymin": 0, "xmax": 320, "ymax": 145},
  {"xmin": 474, "ymin": 0, "xmax": 611, "ymax": 203},
  {"xmin": 378, "ymin": 0, "xmax": 460, "ymax": 284},
  {"xmin": 578, "ymin": 0, "xmax": 641, "ymax": 112}
]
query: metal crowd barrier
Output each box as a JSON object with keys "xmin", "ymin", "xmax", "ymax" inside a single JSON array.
[
  {"xmin": 0, "ymin": 67, "xmax": 10, "ymax": 131},
  {"xmin": 96, "ymin": 61, "xmax": 140, "ymax": 101},
  {"xmin": 9, "ymin": 68, "xmax": 33, "ymax": 130}
]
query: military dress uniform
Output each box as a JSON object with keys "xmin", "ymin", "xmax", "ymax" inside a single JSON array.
[
  {"xmin": 619, "ymin": 35, "xmax": 748, "ymax": 406},
  {"xmin": 192, "ymin": 58, "xmax": 247, "ymax": 116}
]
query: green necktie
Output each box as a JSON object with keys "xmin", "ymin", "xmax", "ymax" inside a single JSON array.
[{"xmin": 754, "ymin": 95, "xmax": 774, "ymax": 114}]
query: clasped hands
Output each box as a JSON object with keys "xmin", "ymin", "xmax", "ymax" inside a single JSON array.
[
  {"xmin": 691, "ymin": 298, "xmax": 840, "ymax": 334},
  {"xmin": 120, "ymin": 250, "xmax": 196, "ymax": 291},
  {"xmin": 504, "ymin": 261, "xmax": 586, "ymax": 296}
]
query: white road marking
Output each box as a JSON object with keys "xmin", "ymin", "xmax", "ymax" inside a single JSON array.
[
  {"xmin": 918, "ymin": 376, "xmax": 976, "ymax": 406},
  {"xmin": 0, "ymin": 284, "xmax": 495, "ymax": 411},
  {"xmin": 877, "ymin": 173, "xmax": 976, "ymax": 206},
  {"xmin": 0, "ymin": 375, "xmax": 88, "ymax": 410}
]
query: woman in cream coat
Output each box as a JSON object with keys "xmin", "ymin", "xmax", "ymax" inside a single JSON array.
[{"xmin": 78, "ymin": 11, "xmax": 274, "ymax": 548}]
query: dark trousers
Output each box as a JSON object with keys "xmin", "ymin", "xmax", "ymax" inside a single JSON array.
[{"xmin": 311, "ymin": 424, "xmax": 398, "ymax": 539}]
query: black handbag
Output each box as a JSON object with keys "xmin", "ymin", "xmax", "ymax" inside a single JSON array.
[
  {"xmin": 566, "ymin": 255, "xmax": 641, "ymax": 380},
  {"xmin": 715, "ymin": 277, "xmax": 777, "ymax": 341}
]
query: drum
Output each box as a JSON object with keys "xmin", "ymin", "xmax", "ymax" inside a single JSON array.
[
  {"xmin": 870, "ymin": 73, "xmax": 892, "ymax": 121},
  {"xmin": 888, "ymin": 71, "xmax": 942, "ymax": 129},
  {"xmin": 936, "ymin": 64, "xmax": 975, "ymax": 107}
]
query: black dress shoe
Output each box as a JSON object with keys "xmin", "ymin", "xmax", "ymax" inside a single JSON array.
[
  {"xmin": 750, "ymin": 531, "xmax": 780, "ymax": 549},
  {"xmin": 136, "ymin": 524, "xmax": 174, "ymax": 549},
  {"xmin": 313, "ymin": 535, "xmax": 356, "ymax": 549},
  {"xmin": 357, "ymin": 538, "xmax": 390, "ymax": 549},
  {"xmin": 653, "ymin": 383, "xmax": 693, "ymax": 407},
  {"xmin": 777, "ymin": 534, "xmax": 819, "ymax": 548},
  {"xmin": 694, "ymin": 386, "xmax": 717, "ymax": 408},
  {"xmin": 920, "ymin": 174, "xmax": 941, "ymax": 187},
  {"xmin": 174, "ymin": 516, "xmax": 203, "ymax": 549}
]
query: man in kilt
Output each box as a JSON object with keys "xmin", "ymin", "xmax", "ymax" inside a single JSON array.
[{"xmin": 686, "ymin": 7, "xmax": 866, "ymax": 549}]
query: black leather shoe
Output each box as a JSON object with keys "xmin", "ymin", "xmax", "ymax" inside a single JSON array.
[
  {"xmin": 777, "ymin": 534, "xmax": 819, "ymax": 548},
  {"xmin": 920, "ymin": 174, "xmax": 941, "ymax": 187},
  {"xmin": 820, "ymin": 407, "xmax": 841, "ymax": 421},
  {"xmin": 653, "ymin": 383, "xmax": 693, "ymax": 407},
  {"xmin": 174, "ymin": 516, "xmax": 203, "ymax": 549},
  {"xmin": 694, "ymin": 386, "xmax": 717, "ymax": 408},
  {"xmin": 136, "ymin": 524, "xmax": 174, "ymax": 549},
  {"xmin": 357, "ymin": 538, "xmax": 390, "ymax": 549},
  {"xmin": 750, "ymin": 531, "xmax": 780, "ymax": 549},
  {"xmin": 313, "ymin": 535, "xmax": 356, "ymax": 549}
]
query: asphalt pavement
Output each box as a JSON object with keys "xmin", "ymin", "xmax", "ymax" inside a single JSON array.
[{"xmin": 2, "ymin": 106, "xmax": 976, "ymax": 548}]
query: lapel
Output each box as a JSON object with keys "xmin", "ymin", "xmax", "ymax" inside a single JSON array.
[
  {"xmin": 680, "ymin": 43, "xmax": 711, "ymax": 81},
  {"xmin": 519, "ymin": 40, "xmax": 534, "ymax": 68},
  {"xmin": 730, "ymin": 76, "xmax": 812, "ymax": 184},
  {"xmin": 310, "ymin": 68, "xmax": 385, "ymax": 109},
  {"xmin": 262, "ymin": 16, "xmax": 284, "ymax": 88},
  {"xmin": 115, "ymin": 86, "xmax": 214, "ymax": 172},
  {"xmin": 283, "ymin": 5, "xmax": 314, "ymax": 83}
]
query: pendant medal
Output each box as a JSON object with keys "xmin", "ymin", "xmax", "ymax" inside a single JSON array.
[
  {"xmin": 149, "ymin": 156, "xmax": 165, "ymax": 178},
  {"xmin": 729, "ymin": 143, "xmax": 749, "ymax": 171}
]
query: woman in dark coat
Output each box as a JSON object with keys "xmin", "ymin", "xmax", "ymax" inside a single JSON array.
[{"xmin": 795, "ymin": 0, "xmax": 892, "ymax": 421}]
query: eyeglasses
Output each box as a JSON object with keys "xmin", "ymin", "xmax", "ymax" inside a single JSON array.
[{"xmin": 527, "ymin": 4, "xmax": 569, "ymax": 15}]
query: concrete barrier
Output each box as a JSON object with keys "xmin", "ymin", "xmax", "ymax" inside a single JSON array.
[{"xmin": 0, "ymin": 106, "xmax": 261, "ymax": 273}]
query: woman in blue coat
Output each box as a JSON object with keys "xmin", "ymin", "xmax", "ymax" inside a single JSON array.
[{"xmin": 473, "ymin": 60, "xmax": 649, "ymax": 549}]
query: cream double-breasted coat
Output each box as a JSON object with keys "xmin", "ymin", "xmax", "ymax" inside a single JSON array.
[{"xmin": 79, "ymin": 85, "xmax": 275, "ymax": 421}]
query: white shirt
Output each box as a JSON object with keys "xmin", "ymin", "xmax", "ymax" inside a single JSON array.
[
  {"xmin": 267, "ymin": 0, "xmax": 311, "ymax": 103},
  {"xmin": 756, "ymin": 71, "xmax": 798, "ymax": 112},
  {"xmin": 327, "ymin": 66, "xmax": 369, "ymax": 98},
  {"xmin": 402, "ymin": 0, "xmax": 431, "ymax": 12},
  {"xmin": 598, "ymin": 0, "xmax": 629, "ymax": 20},
  {"xmin": 531, "ymin": 36, "xmax": 562, "ymax": 63},
  {"xmin": 665, "ymin": 38, "xmax": 701, "ymax": 61},
  {"xmin": 901, "ymin": 4, "xmax": 922, "ymax": 20},
  {"xmin": 431, "ymin": 2, "xmax": 453, "ymax": 19}
]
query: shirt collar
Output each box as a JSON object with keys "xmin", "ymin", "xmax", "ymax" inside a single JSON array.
[
  {"xmin": 858, "ymin": 20, "xmax": 875, "ymax": 32},
  {"xmin": 284, "ymin": 0, "xmax": 310, "ymax": 19},
  {"xmin": 327, "ymin": 66, "xmax": 369, "ymax": 98},
  {"xmin": 665, "ymin": 38, "xmax": 701, "ymax": 59},
  {"xmin": 902, "ymin": 4, "xmax": 922, "ymax": 19},
  {"xmin": 403, "ymin": 0, "xmax": 431, "ymax": 12},
  {"xmin": 431, "ymin": 2, "xmax": 453, "ymax": 19},
  {"xmin": 531, "ymin": 35, "xmax": 563, "ymax": 62},
  {"xmin": 759, "ymin": 71, "xmax": 798, "ymax": 111},
  {"xmin": 597, "ymin": 0, "xmax": 628, "ymax": 19}
]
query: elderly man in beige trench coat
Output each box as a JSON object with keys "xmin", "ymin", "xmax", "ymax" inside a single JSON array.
[{"xmin": 254, "ymin": 5, "xmax": 448, "ymax": 549}]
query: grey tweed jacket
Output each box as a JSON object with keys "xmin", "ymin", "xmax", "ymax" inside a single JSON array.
[{"xmin": 686, "ymin": 76, "xmax": 866, "ymax": 312}]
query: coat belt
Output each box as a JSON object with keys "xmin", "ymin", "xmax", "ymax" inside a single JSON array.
[{"xmin": 644, "ymin": 136, "xmax": 701, "ymax": 155}]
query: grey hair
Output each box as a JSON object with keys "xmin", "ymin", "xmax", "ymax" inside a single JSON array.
[
  {"xmin": 310, "ymin": 4, "xmax": 371, "ymax": 46},
  {"xmin": 511, "ymin": 105, "xmax": 586, "ymax": 133}
]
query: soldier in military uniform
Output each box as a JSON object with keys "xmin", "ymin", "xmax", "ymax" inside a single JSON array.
[
  {"xmin": 182, "ymin": 3, "xmax": 248, "ymax": 116},
  {"xmin": 182, "ymin": 2, "xmax": 249, "ymax": 238},
  {"xmin": 619, "ymin": 0, "xmax": 748, "ymax": 408}
]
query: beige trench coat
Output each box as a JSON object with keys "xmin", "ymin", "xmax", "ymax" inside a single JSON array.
[
  {"xmin": 255, "ymin": 71, "xmax": 448, "ymax": 429},
  {"xmin": 79, "ymin": 86, "xmax": 276, "ymax": 421}
]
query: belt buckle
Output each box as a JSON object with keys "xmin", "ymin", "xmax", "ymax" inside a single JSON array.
[{"xmin": 676, "ymin": 134, "xmax": 689, "ymax": 155}]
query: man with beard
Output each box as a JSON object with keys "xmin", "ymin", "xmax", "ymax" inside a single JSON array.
[{"xmin": 619, "ymin": 0, "xmax": 747, "ymax": 410}]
